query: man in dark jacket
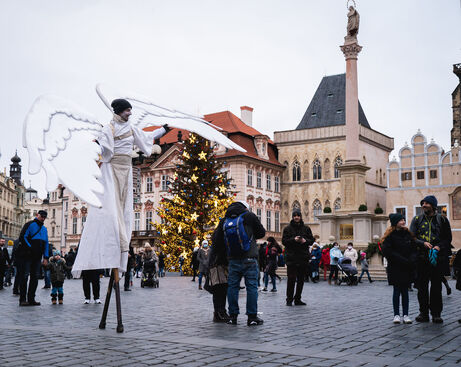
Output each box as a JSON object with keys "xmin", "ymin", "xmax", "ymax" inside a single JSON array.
[
  {"xmin": 282, "ymin": 208, "xmax": 314, "ymax": 306},
  {"xmin": 410, "ymin": 195, "xmax": 452, "ymax": 323},
  {"xmin": 16, "ymin": 210, "xmax": 50, "ymax": 306},
  {"xmin": 0, "ymin": 238, "xmax": 11, "ymax": 290},
  {"xmin": 213, "ymin": 201, "xmax": 266, "ymax": 326}
]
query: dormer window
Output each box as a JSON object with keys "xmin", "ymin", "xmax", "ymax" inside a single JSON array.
[
  {"xmin": 311, "ymin": 112, "xmax": 317, "ymax": 117},
  {"xmin": 327, "ymin": 93, "xmax": 334, "ymax": 98},
  {"xmin": 254, "ymin": 136, "xmax": 269, "ymax": 160},
  {"xmin": 336, "ymin": 109, "xmax": 342, "ymax": 114}
]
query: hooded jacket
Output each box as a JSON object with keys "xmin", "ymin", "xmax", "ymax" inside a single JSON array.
[
  {"xmin": 213, "ymin": 202, "xmax": 266, "ymax": 260},
  {"xmin": 282, "ymin": 219, "xmax": 314, "ymax": 266},
  {"xmin": 46, "ymin": 257, "xmax": 70, "ymax": 284},
  {"xmin": 17, "ymin": 219, "xmax": 49, "ymax": 260}
]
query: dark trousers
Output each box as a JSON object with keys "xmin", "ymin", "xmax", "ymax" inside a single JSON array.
[
  {"xmin": 417, "ymin": 265, "xmax": 443, "ymax": 316},
  {"xmin": 212, "ymin": 284, "xmax": 228, "ymax": 312},
  {"xmin": 0, "ymin": 265, "xmax": 5, "ymax": 289},
  {"xmin": 393, "ymin": 285, "xmax": 409, "ymax": 316},
  {"xmin": 286, "ymin": 263, "xmax": 307, "ymax": 302},
  {"xmin": 192, "ymin": 268, "xmax": 198, "ymax": 281},
  {"xmin": 13, "ymin": 266, "xmax": 19, "ymax": 293},
  {"xmin": 329, "ymin": 264, "xmax": 339, "ymax": 280},
  {"xmin": 82, "ymin": 270, "xmax": 100, "ymax": 300},
  {"xmin": 16, "ymin": 257, "xmax": 41, "ymax": 303},
  {"xmin": 124, "ymin": 266, "xmax": 132, "ymax": 290}
]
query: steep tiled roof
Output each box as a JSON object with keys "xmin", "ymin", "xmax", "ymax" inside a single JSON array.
[
  {"xmin": 296, "ymin": 73, "xmax": 370, "ymax": 130},
  {"xmin": 144, "ymin": 110, "xmax": 281, "ymax": 167}
]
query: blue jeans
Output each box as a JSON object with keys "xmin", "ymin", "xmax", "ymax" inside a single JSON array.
[
  {"xmin": 198, "ymin": 272, "xmax": 206, "ymax": 287},
  {"xmin": 44, "ymin": 269, "xmax": 51, "ymax": 287},
  {"xmin": 264, "ymin": 272, "xmax": 276, "ymax": 290},
  {"xmin": 393, "ymin": 285, "xmax": 409, "ymax": 316},
  {"xmin": 227, "ymin": 258, "xmax": 259, "ymax": 316}
]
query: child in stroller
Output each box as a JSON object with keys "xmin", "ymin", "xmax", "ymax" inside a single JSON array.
[
  {"xmin": 337, "ymin": 257, "xmax": 358, "ymax": 286},
  {"xmin": 141, "ymin": 244, "xmax": 159, "ymax": 288}
]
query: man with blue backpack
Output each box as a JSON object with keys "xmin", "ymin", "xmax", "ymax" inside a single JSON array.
[{"xmin": 213, "ymin": 201, "xmax": 266, "ymax": 326}]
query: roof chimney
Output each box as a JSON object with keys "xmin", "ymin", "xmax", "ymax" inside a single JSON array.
[{"xmin": 240, "ymin": 106, "xmax": 253, "ymax": 126}]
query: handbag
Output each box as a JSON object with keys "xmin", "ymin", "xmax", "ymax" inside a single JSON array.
[{"xmin": 209, "ymin": 265, "xmax": 228, "ymax": 286}]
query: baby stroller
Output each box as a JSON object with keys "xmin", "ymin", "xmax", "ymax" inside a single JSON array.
[
  {"xmin": 141, "ymin": 258, "xmax": 159, "ymax": 288},
  {"xmin": 337, "ymin": 257, "xmax": 358, "ymax": 286}
]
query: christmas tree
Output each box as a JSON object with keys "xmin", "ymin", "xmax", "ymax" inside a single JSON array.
[{"xmin": 154, "ymin": 133, "xmax": 235, "ymax": 274}]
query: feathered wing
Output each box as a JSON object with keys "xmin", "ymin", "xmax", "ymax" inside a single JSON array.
[
  {"xmin": 23, "ymin": 95, "xmax": 104, "ymax": 207},
  {"xmin": 96, "ymin": 83, "xmax": 246, "ymax": 152}
]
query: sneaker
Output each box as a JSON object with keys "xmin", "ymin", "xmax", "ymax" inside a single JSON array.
[
  {"xmin": 94, "ymin": 299, "xmax": 102, "ymax": 304},
  {"xmin": 247, "ymin": 315, "xmax": 264, "ymax": 326},
  {"xmin": 262, "ymin": 288, "xmax": 268, "ymax": 292},
  {"xmin": 83, "ymin": 299, "xmax": 90, "ymax": 304},
  {"xmin": 227, "ymin": 315, "xmax": 238, "ymax": 325},
  {"xmin": 393, "ymin": 315, "xmax": 401, "ymax": 324},
  {"xmin": 403, "ymin": 315, "xmax": 412, "ymax": 324},
  {"xmin": 415, "ymin": 313, "xmax": 430, "ymax": 322},
  {"xmin": 270, "ymin": 289, "xmax": 277, "ymax": 292},
  {"xmin": 294, "ymin": 300, "xmax": 306, "ymax": 306},
  {"xmin": 432, "ymin": 316, "xmax": 443, "ymax": 324}
]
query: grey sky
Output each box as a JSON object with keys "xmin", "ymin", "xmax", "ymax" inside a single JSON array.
[{"xmin": 1, "ymin": 0, "xmax": 460, "ymax": 197}]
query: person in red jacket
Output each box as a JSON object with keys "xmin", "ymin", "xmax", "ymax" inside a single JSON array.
[{"xmin": 320, "ymin": 248, "xmax": 330, "ymax": 281}]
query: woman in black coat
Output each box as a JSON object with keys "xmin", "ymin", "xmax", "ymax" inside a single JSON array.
[
  {"xmin": 381, "ymin": 213, "xmax": 418, "ymax": 324},
  {"xmin": 262, "ymin": 237, "xmax": 282, "ymax": 292}
]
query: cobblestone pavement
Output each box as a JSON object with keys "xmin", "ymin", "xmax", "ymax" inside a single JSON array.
[{"xmin": 1, "ymin": 274, "xmax": 460, "ymax": 367}]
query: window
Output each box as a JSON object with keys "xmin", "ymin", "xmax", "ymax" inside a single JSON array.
[
  {"xmin": 266, "ymin": 211, "xmax": 271, "ymax": 231},
  {"xmin": 313, "ymin": 159, "xmax": 322, "ymax": 180},
  {"xmin": 134, "ymin": 212, "xmax": 140, "ymax": 231},
  {"xmin": 52, "ymin": 209, "xmax": 56, "ymax": 218},
  {"xmin": 161, "ymin": 175, "xmax": 168, "ymax": 191},
  {"xmin": 146, "ymin": 177, "xmax": 153, "ymax": 192},
  {"xmin": 82, "ymin": 216, "xmax": 87, "ymax": 228},
  {"xmin": 266, "ymin": 174, "xmax": 271, "ymax": 191},
  {"xmin": 72, "ymin": 217, "xmax": 77, "ymax": 234},
  {"xmin": 430, "ymin": 170, "xmax": 437, "ymax": 179},
  {"xmin": 146, "ymin": 211, "xmax": 153, "ymax": 230},
  {"xmin": 256, "ymin": 172, "xmax": 262, "ymax": 188},
  {"xmin": 65, "ymin": 202, "xmax": 68, "ymax": 211},
  {"xmin": 417, "ymin": 171, "xmax": 425, "ymax": 180},
  {"xmin": 274, "ymin": 176, "xmax": 280, "ymax": 192},
  {"xmin": 273, "ymin": 213, "xmax": 279, "ymax": 233},
  {"xmin": 313, "ymin": 200, "xmax": 322, "ymax": 221},
  {"xmin": 395, "ymin": 207, "xmax": 407, "ymax": 223},
  {"xmin": 334, "ymin": 198, "xmax": 341, "ymax": 211},
  {"xmin": 247, "ymin": 169, "xmax": 253, "ymax": 186},
  {"xmin": 256, "ymin": 208, "xmax": 262, "ymax": 222},
  {"xmin": 401, "ymin": 172, "xmax": 412, "ymax": 181},
  {"xmin": 52, "ymin": 227, "xmax": 55, "ymax": 237},
  {"xmin": 292, "ymin": 161, "xmax": 301, "ymax": 181}
]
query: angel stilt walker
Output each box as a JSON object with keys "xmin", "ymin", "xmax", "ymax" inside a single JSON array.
[{"xmin": 23, "ymin": 84, "xmax": 245, "ymax": 332}]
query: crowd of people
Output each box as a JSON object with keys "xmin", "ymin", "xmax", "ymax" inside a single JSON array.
[{"xmin": 1, "ymin": 195, "xmax": 460, "ymax": 328}]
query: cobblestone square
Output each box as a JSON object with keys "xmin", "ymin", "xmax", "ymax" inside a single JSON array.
[{"xmin": 1, "ymin": 275, "xmax": 460, "ymax": 366}]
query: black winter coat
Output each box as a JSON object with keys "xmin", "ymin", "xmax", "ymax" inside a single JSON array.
[
  {"xmin": 46, "ymin": 257, "xmax": 70, "ymax": 283},
  {"xmin": 381, "ymin": 229, "xmax": 417, "ymax": 287},
  {"xmin": 282, "ymin": 220, "xmax": 314, "ymax": 266},
  {"xmin": 0, "ymin": 247, "xmax": 11, "ymax": 267},
  {"xmin": 213, "ymin": 202, "xmax": 266, "ymax": 260}
]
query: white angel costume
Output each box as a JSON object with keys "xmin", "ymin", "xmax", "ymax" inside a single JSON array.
[
  {"xmin": 72, "ymin": 115, "xmax": 166, "ymax": 275},
  {"xmin": 23, "ymin": 84, "xmax": 246, "ymax": 278}
]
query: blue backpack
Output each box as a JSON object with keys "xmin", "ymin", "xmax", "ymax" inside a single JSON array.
[{"xmin": 223, "ymin": 213, "xmax": 251, "ymax": 256}]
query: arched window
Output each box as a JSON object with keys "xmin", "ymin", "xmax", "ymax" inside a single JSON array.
[
  {"xmin": 379, "ymin": 168, "xmax": 383, "ymax": 185},
  {"xmin": 283, "ymin": 201, "xmax": 289, "ymax": 218},
  {"xmin": 292, "ymin": 200, "xmax": 301, "ymax": 211},
  {"xmin": 283, "ymin": 161, "xmax": 289, "ymax": 182},
  {"xmin": 334, "ymin": 156, "xmax": 342, "ymax": 178},
  {"xmin": 304, "ymin": 200, "xmax": 309, "ymax": 217},
  {"xmin": 313, "ymin": 159, "xmax": 322, "ymax": 180},
  {"xmin": 313, "ymin": 200, "xmax": 322, "ymax": 221},
  {"xmin": 292, "ymin": 161, "xmax": 301, "ymax": 182},
  {"xmin": 324, "ymin": 159, "xmax": 331, "ymax": 179},
  {"xmin": 334, "ymin": 198, "xmax": 341, "ymax": 210},
  {"xmin": 303, "ymin": 160, "xmax": 309, "ymax": 180}
]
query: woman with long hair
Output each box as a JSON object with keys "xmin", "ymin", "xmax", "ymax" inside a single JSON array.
[{"xmin": 381, "ymin": 213, "xmax": 418, "ymax": 324}]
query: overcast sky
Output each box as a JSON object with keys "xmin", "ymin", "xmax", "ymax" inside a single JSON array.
[{"xmin": 1, "ymin": 0, "xmax": 460, "ymax": 197}]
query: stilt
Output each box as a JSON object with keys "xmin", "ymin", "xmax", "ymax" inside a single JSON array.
[
  {"xmin": 113, "ymin": 269, "xmax": 124, "ymax": 333},
  {"xmin": 99, "ymin": 270, "xmax": 115, "ymax": 329}
]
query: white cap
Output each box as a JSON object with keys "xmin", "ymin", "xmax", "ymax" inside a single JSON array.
[{"xmin": 238, "ymin": 201, "xmax": 250, "ymax": 210}]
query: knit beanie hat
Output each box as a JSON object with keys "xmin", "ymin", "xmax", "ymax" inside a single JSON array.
[
  {"xmin": 111, "ymin": 99, "xmax": 132, "ymax": 115},
  {"xmin": 292, "ymin": 208, "xmax": 302, "ymax": 218},
  {"xmin": 420, "ymin": 195, "xmax": 438, "ymax": 209},
  {"xmin": 53, "ymin": 250, "xmax": 61, "ymax": 256},
  {"xmin": 389, "ymin": 213, "xmax": 404, "ymax": 227}
]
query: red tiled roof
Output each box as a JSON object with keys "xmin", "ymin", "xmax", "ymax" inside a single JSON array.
[{"xmin": 143, "ymin": 110, "xmax": 281, "ymax": 167}]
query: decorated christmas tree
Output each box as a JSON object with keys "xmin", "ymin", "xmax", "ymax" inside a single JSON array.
[{"xmin": 154, "ymin": 133, "xmax": 235, "ymax": 274}]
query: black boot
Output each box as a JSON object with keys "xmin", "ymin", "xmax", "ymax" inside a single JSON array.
[
  {"xmin": 294, "ymin": 299, "xmax": 306, "ymax": 306},
  {"xmin": 432, "ymin": 315, "xmax": 443, "ymax": 324},
  {"xmin": 51, "ymin": 295, "xmax": 57, "ymax": 305},
  {"xmin": 247, "ymin": 315, "xmax": 264, "ymax": 326},
  {"xmin": 227, "ymin": 314, "xmax": 238, "ymax": 325},
  {"xmin": 58, "ymin": 294, "xmax": 63, "ymax": 305},
  {"xmin": 213, "ymin": 310, "xmax": 230, "ymax": 323},
  {"xmin": 415, "ymin": 313, "xmax": 430, "ymax": 322}
]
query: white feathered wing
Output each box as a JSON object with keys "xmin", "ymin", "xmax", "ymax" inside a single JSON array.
[
  {"xmin": 23, "ymin": 95, "xmax": 104, "ymax": 207},
  {"xmin": 96, "ymin": 83, "xmax": 246, "ymax": 152}
]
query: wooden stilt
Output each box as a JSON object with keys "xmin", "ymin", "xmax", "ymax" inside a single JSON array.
[
  {"xmin": 113, "ymin": 269, "xmax": 124, "ymax": 333},
  {"xmin": 99, "ymin": 269, "xmax": 115, "ymax": 329}
]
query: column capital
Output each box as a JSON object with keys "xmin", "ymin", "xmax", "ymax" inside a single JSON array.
[{"xmin": 340, "ymin": 40, "xmax": 362, "ymax": 60}]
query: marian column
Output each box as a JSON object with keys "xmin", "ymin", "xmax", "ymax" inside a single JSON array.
[{"xmin": 338, "ymin": 5, "xmax": 369, "ymax": 211}]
